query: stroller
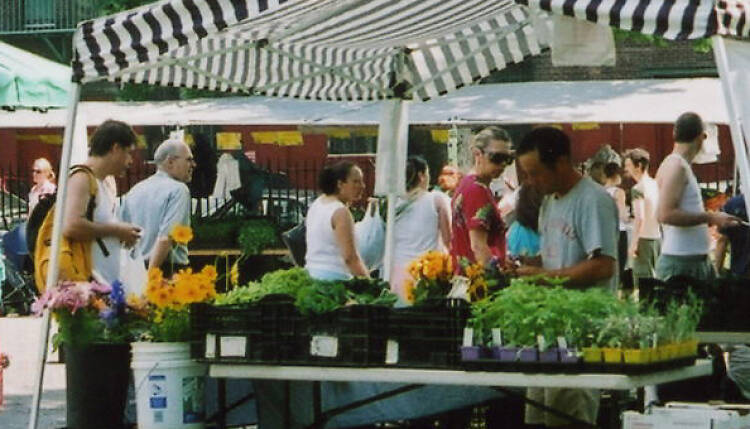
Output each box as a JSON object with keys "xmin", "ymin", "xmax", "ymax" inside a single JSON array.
[{"xmin": 0, "ymin": 224, "xmax": 37, "ymax": 315}]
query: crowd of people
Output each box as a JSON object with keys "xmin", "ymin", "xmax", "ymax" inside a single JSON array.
[{"xmin": 301, "ymin": 112, "xmax": 745, "ymax": 428}]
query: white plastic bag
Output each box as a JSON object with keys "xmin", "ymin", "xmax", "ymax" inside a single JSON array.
[
  {"xmin": 120, "ymin": 248, "xmax": 147, "ymax": 296},
  {"xmin": 355, "ymin": 200, "xmax": 385, "ymax": 271}
]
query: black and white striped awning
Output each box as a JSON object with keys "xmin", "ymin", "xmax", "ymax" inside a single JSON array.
[
  {"xmin": 72, "ymin": 0, "xmax": 545, "ymax": 101},
  {"xmin": 515, "ymin": 0, "xmax": 750, "ymax": 40}
]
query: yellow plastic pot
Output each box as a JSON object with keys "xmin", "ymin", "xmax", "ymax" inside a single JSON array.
[
  {"xmin": 653, "ymin": 346, "xmax": 666, "ymax": 362},
  {"xmin": 602, "ymin": 347, "xmax": 623, "ymax": 364},
  {"xmin": 623, "ymin": 349, "xmax": 650, "ymax": 365},
  {"xmin": 582, "ymin": 347, "xmax": 602, "ymax": 363},
  {"xmin": 679, "ymin": 339, "xmax": 698, "ymax": 358},
  {"xmin": 665, "ymin": 344, "xmax": 680, "ymax": 361}
]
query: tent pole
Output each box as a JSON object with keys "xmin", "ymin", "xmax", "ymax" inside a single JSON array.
[
  {"xmin": 375, "ymin": 99, "xmax": 409, "ymax": 283},
  {"xmin": 712, "ymin": 36, "xmax": 750, "ymax": 216},
  {"xmin": 28, "ymin": 82, "xmax": 82, "ymax": 429}
]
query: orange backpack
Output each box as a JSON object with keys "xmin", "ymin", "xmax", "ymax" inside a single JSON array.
[{"xmin": 30, "ymin": 165, "xmax": 99, "ymax": 292}]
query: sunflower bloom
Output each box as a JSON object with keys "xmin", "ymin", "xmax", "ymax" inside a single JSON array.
[
  {"xmin": 170, "ymin": 225, "xmax": 194, "ymax": 245},
  {"xmin": 201, "ymin": 265, "xmax": 218, "ymax": 282}
]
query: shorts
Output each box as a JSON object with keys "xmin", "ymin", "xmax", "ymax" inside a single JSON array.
[
  {"xmin": 655, "ymin": 254, "xmax": 714, "ymax": 281},
  {"xmin": 631, "ymin": 238, "xmax": 660, "ymax": 285},
  {"xmin": 524, "ymin": 387, "xmax": 600, "ymax": 427}
]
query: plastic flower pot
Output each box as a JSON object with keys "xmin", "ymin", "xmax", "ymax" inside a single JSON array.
[
  {"xmin": 461, "ymin": 346, "xmax": 484, "ymax": 361},
  {"xmin": 602, "ymin": 347, "xmax": 623, "ymax": 364},
  {"xmin": 582, "ymin": 347, "xmax": 602, "ymax": 363},
  {"xmin": 623, "ymin": 349, "xmax": 650, "ymax": 365},
  {"xmin": 654, "ymin": 346, "xmax": 667, "ymax": 362},
  {"xmin": 679, "ymin": 339, "xmax": 698, "ymax": 358},
  {"xmin": 491, "ymin": 346, "xmax": 519, "ymax": 362},
  {"xmin": 539, "ymin": 347, "xmax": 560, "ymax": 363},
  {"xmin": 664, "ymin": 343, "xmax": 680, "ymax": 361},
  {"xmin": 559, "ymin": 348, "xmax": 580, "ymax": 364},
  {"xmin": 518, "ymin": 347, "xmax": 538, "ymax": 362}
]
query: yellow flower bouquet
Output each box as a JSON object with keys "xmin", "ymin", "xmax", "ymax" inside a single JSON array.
[
  {"xmin": 137, "ymin": 265, "xmax": 217, "ymax": 342},
  {"xmin": 132, "ymin": 225, "xmax": 218, "ymax": 342},
  {"xmin": 403, "ymin": 251, "xmax": 454, "ymax": 304}
]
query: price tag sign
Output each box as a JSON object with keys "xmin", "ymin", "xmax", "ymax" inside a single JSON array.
[
  {"xmin": 311, "ymin": 336, "xmax": 339, "ymax": 358},
  {"xmin": 463, "ymin": 328, "xmax": 474, "ymax": 347},
  {"xmin": 386, "ymin": 340, "xmax": 399, "ymax": 365},
  {"xmin": 205, "ymin": 334, "xmax": 216, "ymax": 358},
  {"xmin": 537, "ymin": 335, "xmax": 546, "ymax": 351},
  {"xmin": 220, "ymin": 336, "xmax": 247, "ymax": 357},
  {"xmin": 492, "ymin": 329, "xmax": 503, "ymax": 347}
]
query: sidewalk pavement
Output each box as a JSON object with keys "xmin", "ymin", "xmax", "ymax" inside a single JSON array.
[{"xmin": 0, "ymin": 317, "xmax": 66, "ymax": 429}]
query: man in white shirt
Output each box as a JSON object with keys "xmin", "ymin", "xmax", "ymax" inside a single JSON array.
[
  {"xmin": 623, "ymin": 148, "xmax": 661, "ymax": 286},
  {"xmin": 655, "ymin": 112, "xmax": 739, "ymax": 280}
]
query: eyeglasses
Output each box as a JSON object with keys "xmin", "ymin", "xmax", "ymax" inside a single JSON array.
[{"xmin": 483, "ymin": 150, "xmax": 515, "ymax": 166}]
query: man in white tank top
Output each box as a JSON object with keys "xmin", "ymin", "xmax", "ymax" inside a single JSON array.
[
  {"xmin": 62, "ymin": 120, "xmax": 143, "ymax": 285},
  {"xmin": 655, "ymin": 112, "xmax": 740, "ymax": 281}
]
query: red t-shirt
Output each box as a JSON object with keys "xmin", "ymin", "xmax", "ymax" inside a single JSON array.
[{"xmin": 450, "ymin": 174, "xmax": 506, "ymax": 270}]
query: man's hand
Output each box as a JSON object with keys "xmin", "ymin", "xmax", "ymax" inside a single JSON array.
[
  {"xmin": 629, "ymin": 242, "xmax": 639, "ymax": 258},
  {"xmin": 515, "ymin": 265, "xmax": 544, "ymax": 277},
  {"xmin": 708, "ymin": 211, "xmax": 742, "ymax": 230},
  {"xmin": 113, "ymin": 223, "xmax": 142, "ymax": 248}
]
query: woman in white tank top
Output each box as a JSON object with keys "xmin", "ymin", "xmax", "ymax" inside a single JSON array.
[
  {"xmin": 389, "ymin": 157, "xmax": 451, "ymax": 302},
  {"xmin": 305, "ymin": 162, "xmax": 369, "ymax": 281}
]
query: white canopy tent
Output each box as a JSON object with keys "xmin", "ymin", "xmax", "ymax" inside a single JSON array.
[
  {"xmin": 29, "ymin": 0, "xmax": 750, "ymax": 426},
  {"xmin": 0, "ymin": 78, "xmax": 730, "ymax": 127}
]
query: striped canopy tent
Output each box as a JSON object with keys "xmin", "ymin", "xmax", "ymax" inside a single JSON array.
[{"xmin": 28, "ymin": 1, "xmax": 750, "ymax": 425}]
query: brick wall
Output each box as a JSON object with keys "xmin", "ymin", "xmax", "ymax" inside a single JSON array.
[{"xmin": 483, "ymin": 37, "xmax": 716, "ymax": 83}]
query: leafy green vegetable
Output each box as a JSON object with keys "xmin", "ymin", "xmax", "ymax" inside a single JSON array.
[
  {"xmin": 237, "ymin": 219, "xmax": 280, "ymax": 256},
  {"xmin": 214, "ymin": 267, "xmax": 312, "ymax": 305}
]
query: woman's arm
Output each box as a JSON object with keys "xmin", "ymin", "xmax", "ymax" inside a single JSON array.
[
  {"xmin": 434, "ymin": 193, "xmax": 452, "ymax": 249},
  {"xmin": 331, "ymin": 207, "xmax": 369, "ymax": 277}
]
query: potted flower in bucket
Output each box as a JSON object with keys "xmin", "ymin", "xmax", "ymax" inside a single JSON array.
[
  {"xmin": 130, "ymin": 225, "xmax": 218, "ymax": 429},
  {"xmin": 32, "ymin": 279, "xmax": 137, "ymax": 429}
]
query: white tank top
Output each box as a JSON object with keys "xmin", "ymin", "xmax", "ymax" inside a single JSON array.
[
  {"xmin": 661, "ymin": 154, "xmax": 710, "ymax": 255},
  {"xmin": 393, "ymin": 191, "xmax": 441, "ymax": 264},
  {"xmin": 92, "ymin": 178, "xmax": 121, "ymax": 285},
  {"xmin": 605, "ymin": 185, "xmax": 628, "ymax": 231},
  {"xmin": 305, "ymin": 197, "xmax": 350, "ymax": 277}
]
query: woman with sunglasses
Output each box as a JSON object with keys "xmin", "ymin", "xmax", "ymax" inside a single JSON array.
[
  {"xmin": 450, "ymin": 126, "xmax": 514, "ymax": 271},
  {"xmin": 28, "ymin": 157, "xmax": 57, "ymax": 212}
]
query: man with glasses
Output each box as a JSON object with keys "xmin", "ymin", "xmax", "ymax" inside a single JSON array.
[
  {"xmin": 450, "ymin": 126, "xmax": 514, "ymax": 270},
  {"xmin": 121, "ymin": 138, "xmax": 195, "ymax": 274}
]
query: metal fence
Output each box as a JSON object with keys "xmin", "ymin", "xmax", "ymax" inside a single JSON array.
[
  {"xmin": 0, "ymin": 0, "xmax": 100, "ymax": 34},
  {"xmin": 0, "ymin": 158, "xmax": 375, "ymax": 231}
]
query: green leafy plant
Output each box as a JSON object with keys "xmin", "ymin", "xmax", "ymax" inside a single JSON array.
[
  {"xmin": 215, "ymin": 267, "xmax": 312, "ymax": 305},
  {"xmin": 237, "ymin": 219, "xmax": 280, "ymax": 256}
]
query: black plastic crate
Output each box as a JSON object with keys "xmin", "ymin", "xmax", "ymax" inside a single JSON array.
[
  {"xmin": 304, "ymin": 304, "xmax": 389, "ymax": 366},
  {"xmin": 190, "ymin": 295, "xmax": 304, "ymax": 363},
  {"xmin": 387, "ymin": 298, "xmax": 469, "ymax": 369}
]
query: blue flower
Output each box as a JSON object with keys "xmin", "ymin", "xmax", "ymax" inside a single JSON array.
[{"xmin": 110, "ymin": 280, "xmax": 126, "ymax": 309}]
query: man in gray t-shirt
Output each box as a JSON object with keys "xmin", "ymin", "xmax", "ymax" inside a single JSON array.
[
  {"xmin": 517, "ymin": 128, "xmax": 618, "ymax": 290},
  {"xmin": 516, "ymin": 127, "xmax": 618, "ymax": 428},
  {"xmin": 538, "ymin": 177, "xmax": 619, "ymax": 291}
]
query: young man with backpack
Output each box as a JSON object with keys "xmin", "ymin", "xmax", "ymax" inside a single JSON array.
[{"xmin": 52, "ymin": 120, "xmax": 141, "ymax": 286}]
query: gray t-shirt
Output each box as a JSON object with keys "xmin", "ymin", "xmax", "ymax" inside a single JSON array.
[{"xmin": 539, "ymin": 177, "xmax": 619, "ymax": 291}]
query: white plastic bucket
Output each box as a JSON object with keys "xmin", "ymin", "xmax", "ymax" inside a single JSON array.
[{"xmin": 131, "ymin": 342, "xmax": 207, "ymax": 429}]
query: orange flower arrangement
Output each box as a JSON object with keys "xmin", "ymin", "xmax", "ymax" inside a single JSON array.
[
  {"xmin": 404, "ymin": 251, "xmax": 454, "ymax": 304},
  {"xmin": 463, "ymin": 261, "xmax": 488, "ymax": 301}
]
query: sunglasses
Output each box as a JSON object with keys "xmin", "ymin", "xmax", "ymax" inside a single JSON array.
[{"xmin": 484, "ymin": 150, "xmax": 515, "ymax": 166}]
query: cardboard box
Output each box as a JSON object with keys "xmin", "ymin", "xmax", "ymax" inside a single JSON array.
[{"xmin": 623, "ymin": 403, "xmax": 750, "ymax": 429}]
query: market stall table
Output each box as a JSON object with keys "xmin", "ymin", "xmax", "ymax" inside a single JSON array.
[
  {"xmin": 209, "ymin": 360, "xmax": 712, "ymax": 428},
  {"xmin": 696, "ymin": 332, "xmax": 750, "ymax": 344}
]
